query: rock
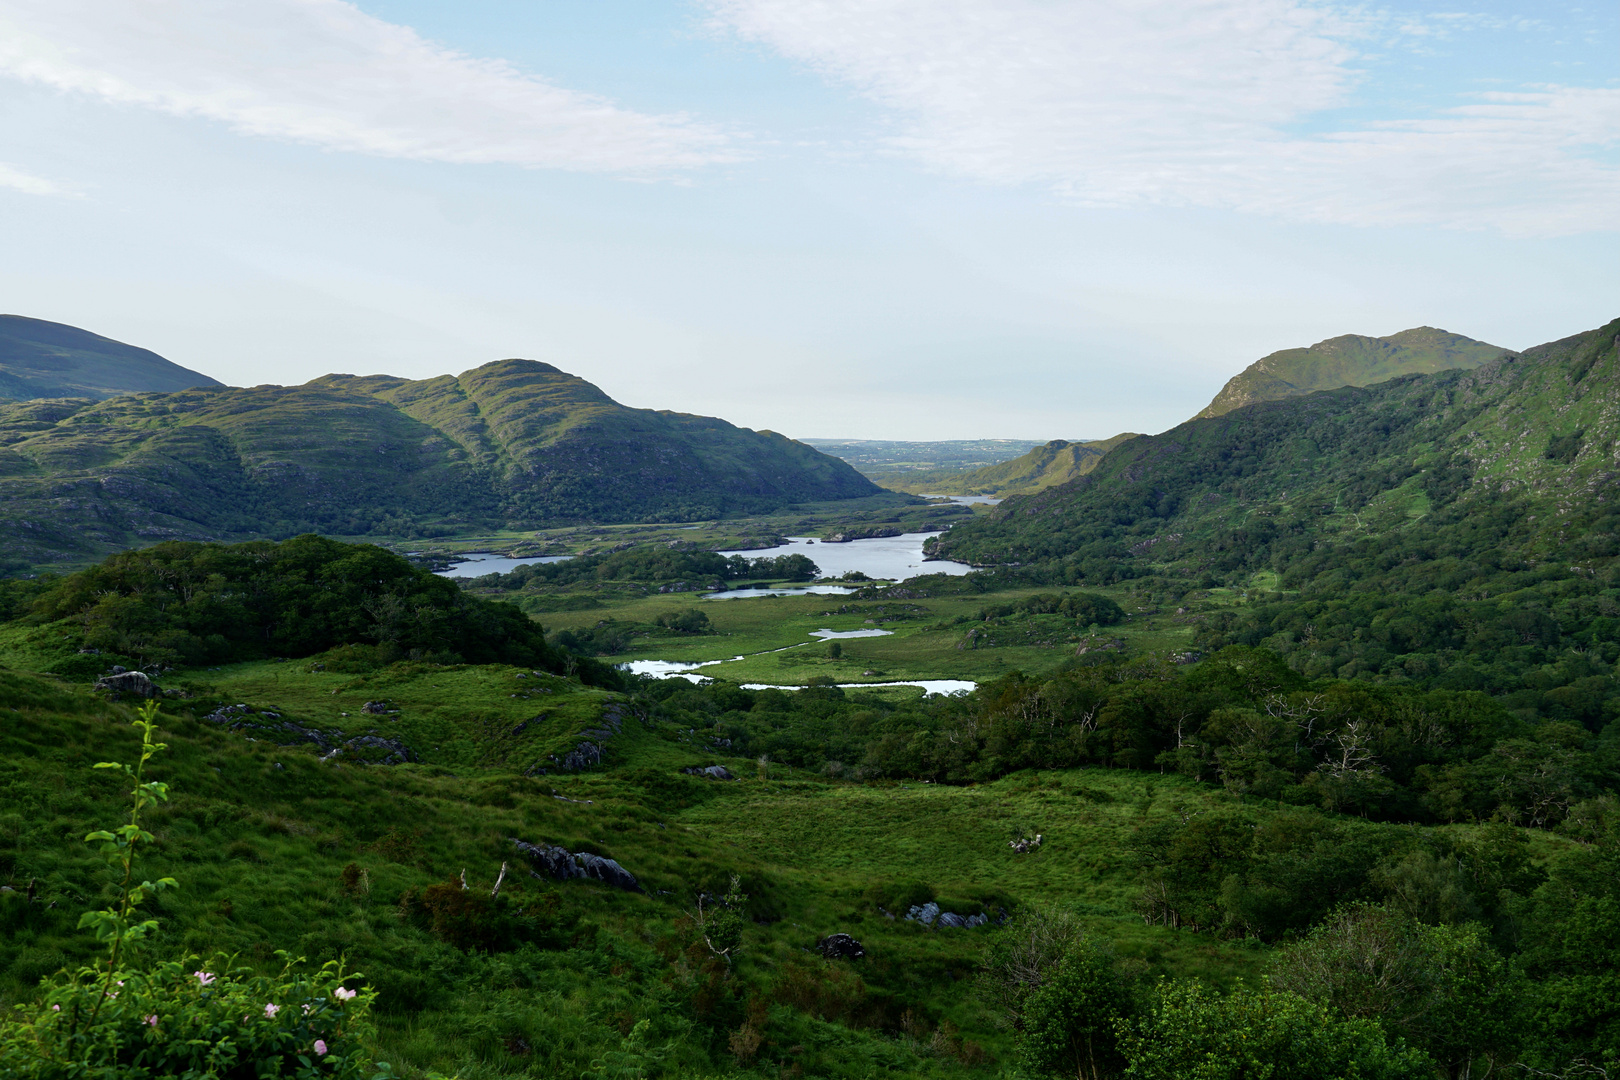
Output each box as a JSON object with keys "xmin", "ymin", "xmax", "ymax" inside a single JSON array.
[
  {"xmin": 682, "ymin": 765, "xmax": 735, "ymax": 781},
  {"xmin": 576, "ymin": 852, "xmax": 640, "ymax": 892},
  {"xmin": 905, "ymin": 902, "xmax": 941, "ymax": 926},
  {"xmin": 818, "ymin": 933, "xmax": 866, "ymax": 960},
  {"xmin": 511, "ymin": 839, "xmax": 640, "ymax": 892},
  {"xmin": 512, "ymin": 840, "xmax": 583, "ymax": 882},
  {"xmin": 201, "ymin": 705, "xmax": 414, "ymax": 764},
  {"xmin": 94, "ymin": 671, "xmax": 156, "ymax": 698},
  {"xmin": 907, "ymin": 903, "xmax": 990, "ymax": 930},
  {"xmin": 360, "ymin": 701, "xmax": 389, "ymax": 714}
]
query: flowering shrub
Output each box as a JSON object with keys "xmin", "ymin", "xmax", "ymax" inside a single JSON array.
[
  {"xmin": 0, "ymin": 954, "xmax": 392, "ymax": 1079},
  {"xmin": 0, "ymin": 701, "xmax": 397, "ymax": 1079}
]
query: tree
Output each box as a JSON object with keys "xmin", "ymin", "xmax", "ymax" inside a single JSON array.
[
  {"xmin": 1018, "ymin": 939, "xmax": 1134, "ymax": 1079},
  {"xmin": 1271, "ymin": 903, "xmax": 1522, "ymax": 1078},
  {"xmin": 1119, "ymin": 979, "xmax": 1432, "ymax": 1080}
]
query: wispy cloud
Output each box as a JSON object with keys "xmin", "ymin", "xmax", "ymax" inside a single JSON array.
[
  {"xmin": 0, "ymin": 160, "xmax": 67, "ymax": 195},
  {"xmin": 0, "ymin": 0, "xmax": 738, "ymax": 172},
  {"xmin": 709, "ymin": 0, "xmax": 1620, "ymax": 235}
]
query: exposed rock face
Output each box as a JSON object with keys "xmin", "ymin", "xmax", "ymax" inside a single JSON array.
[
  {"xmin": 94, "ymin": 671, "xmax": 156, "ymax": 698},
  {"xmin": 512, "ymin": 838, "xmax": 640, "ymax": 892},
  {"xmin": 683, "ymin": 765, "xmax": 735, "ymax": 781},
  {"xmin": 818, "ymin": 933, "xmax": 866, "ymax": 960}
]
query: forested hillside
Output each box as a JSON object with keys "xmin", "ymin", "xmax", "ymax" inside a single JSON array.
[
  {"xmin": 0, "ymin": 358, "xmax": 878, "ymax": 566},
  {"xmin": 934, "ymin": 319, "xmax": 1620, "ymax": 717}
]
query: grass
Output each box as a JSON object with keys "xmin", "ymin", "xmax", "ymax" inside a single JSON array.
[
  {"xmin": 1, "ymin": 659, "xmax": 1278, "ymax": 1078},
  {"xmin": 521, "ymin": 582, "xmax": 1200, "ymax": 686}
]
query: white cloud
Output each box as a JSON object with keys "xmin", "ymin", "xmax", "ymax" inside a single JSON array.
[
  {"xmin": 709, "ymin": 0, "xmax": 1620, "ymax": 235},
  {"xmin": 0, "ymin": 160, "xmax": 67, "ymax": 195},
  {"xmin": 0, "ymin": 0, "xmax": 737, "ymax": 172}
]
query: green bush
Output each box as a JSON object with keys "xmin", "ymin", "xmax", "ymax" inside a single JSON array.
[
  {"xmin": 1119, "ymin": 979, "xmax": 1432, "ymax": 1080},
  {"xmin": 0, "ymin": 955, "xmax": 389, "ymax": 1080},
  {"xmin": 0, "ymin": 700, "xmax": 397, "ymax": 1079}
]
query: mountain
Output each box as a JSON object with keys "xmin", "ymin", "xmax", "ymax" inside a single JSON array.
[
  {"xmin": 934, "ymin": 319, "xmax": 1620, "ymax": 587},
  {"xmin": 0, "ymin": 315, "xmax": 224, "ymax": 400},
  {"xmin": 873, "ymin": 434, "xmax": 1141, "ymax": 497},
  {"xmin": 1194, "ymin": 326, "xmax": 1513, "ymax": 419},
  {"xmin": 0, "ymin": 358, "xmax": 879, "ymax": 565}
]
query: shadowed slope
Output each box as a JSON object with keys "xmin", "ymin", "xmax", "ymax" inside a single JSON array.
[
  {"xmin": 0, "ymin": 315, "xmax": 223, "ymax": 401},
  {"xmin": 0, "ymin": 359, "xmax": 878, "ymax": 564}
]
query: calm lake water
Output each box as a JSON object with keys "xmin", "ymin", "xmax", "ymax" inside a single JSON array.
[
  {"xmin": 437, "ymin": 553, "xmax": 571, "ymax": 578},
  {"xmin": 921, "ymin": 494, "xmax": 1002, "ymax": 506},
  {"xmin": 716, "ymin": 532, "xmax": 972, "ymax": 581},
  {"xmin": 437, "ymin": 530, "xmax": 969, "ymax": 583}
]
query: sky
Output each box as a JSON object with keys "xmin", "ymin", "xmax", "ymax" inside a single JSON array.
[{"xmin": 0, "ymin": 0, "xmax": 1614, "ymax": 441}]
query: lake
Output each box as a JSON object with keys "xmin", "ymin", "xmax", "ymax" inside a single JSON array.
[
  {"xmin": 921, "ymin": 494, "xmax": 1002, "ymax": 506},
  {"xmin": 715, "ymin": 532, "xmax": 972, "ymax": 581},
  {"xmin": 437, "ymin": 553, "xmax": 572, "ymax": 578}
]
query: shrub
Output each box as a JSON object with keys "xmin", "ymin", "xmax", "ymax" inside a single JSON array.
[{"xmin": 0, "ymin": 954, "xmax": 389, "ymax": 1079}]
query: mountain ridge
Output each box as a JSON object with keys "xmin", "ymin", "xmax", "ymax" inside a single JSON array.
[
  {"xmin": 934, "ymin": 317, "xmax": 1620, "ymax": 584},
  {"xmin": 0, "ymin": 314, "xmax": 224, "ymax": 401},
  {"xmin": 0, "ymin": 357, "xmax": 879, "ymax": 566},
  {"xmin": 1194, "ymin": 325, "xmax": 1514, "ymax": 419},
  {"xmin": 874, "ymin": 434, "xmax": 1141, "ymax": 496}
]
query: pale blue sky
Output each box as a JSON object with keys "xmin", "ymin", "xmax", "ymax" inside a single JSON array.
[{"xmin": 0, "ymin": 0, "xmax": 1614, "ymax": 439}]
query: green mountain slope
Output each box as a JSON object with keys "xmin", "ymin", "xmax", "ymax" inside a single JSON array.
[
  {"xmin": 936, "ymin": 317, "xmax": 1619, "ymax": 593},
  {"xmin": 0, "ymin": 315, "xmax": 223, "ymax": 400},
  {"xmin": 875, "ymin": 434, "xmax": 1141, "ymax": 496},
  {"xmin": 0, "ymin": 359, "xmax": 879, "ymax": 565},
  {"xmin": 930, "ymin": 317, "xmax": 1620, "ymax": 705},
  {"xmin": 1194, "ymin": 326, "xmax": 1513, "ymax": 419}
]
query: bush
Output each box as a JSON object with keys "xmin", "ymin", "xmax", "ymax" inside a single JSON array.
[{"xmin": 0, "ymin": 955, "xmax": 390, "ymax": 1079}]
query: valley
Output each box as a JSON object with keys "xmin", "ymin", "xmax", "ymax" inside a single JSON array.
[{"xmin": 1, "ymin": 316, "xmax": 1617, "ymax": 1080}]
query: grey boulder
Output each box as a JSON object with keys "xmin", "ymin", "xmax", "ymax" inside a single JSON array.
[{"xmin": 94, "ymin": 671, "xmax": 156, "ymax": 698}]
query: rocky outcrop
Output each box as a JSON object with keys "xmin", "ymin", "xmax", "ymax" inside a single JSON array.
[
  {"xmin": 512, "ymin": 838, "xmax": 640, "ymax": 892},
  {"xmin": 94, "ymin": 670, "xmax": 156, "ymax": 698},
  {"xmin": 540, "ymin": 701, "xmax": 646, "ymax": 775},
  {"xmin": 201, "ymin": 704, "xmax": 415, "ymax": 764},
  {"xmin": 904, "ymin": 902, "xmax": 990, "ymax": 929},
  {"xmin": 817, "ymin": 933, "xmax": 866, "ymax": 960},
  {"xmin": 682, "ymin": 765, "xmax": 735, "ymax": 781}
]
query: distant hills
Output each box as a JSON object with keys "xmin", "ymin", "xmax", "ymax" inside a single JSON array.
[
  {"xmin": 933, "ymin": 318, "xmax": 1620, "ymax": 587},
  {"xmin": 0, "ymin": 356, "xmax": 878, "ymax": 565},
  {"xmin": 1194, "ymin": 326, "xmax": 1513, "ymax": 419},
  {"xmin": 874, "ymin": 434, "xmax": 1141, "ymax": 497},
  {"xmin": 0, "ymin": 315, "xmax": 223, "ymax": 400}
]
